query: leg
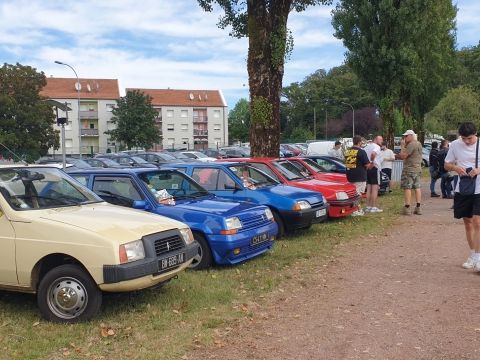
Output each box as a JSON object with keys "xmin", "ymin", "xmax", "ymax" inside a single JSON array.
[
  {"xmin": 371, "ymin": 184, "xmax": 379, "ymax": 208},
  {"xmin": 463, "ymin": 217, "xmax": 475, "ymax": 251},
  {"xmin": 366, "ymin": 184, "xmax": 372, "ymax": 207},
  {"xmin": 414, "ymin": 187, "xmax": 422, "ymax": 204},
  {"xmin": 404, "ymin": 188, "xmax": 412, "ymax": 206}
]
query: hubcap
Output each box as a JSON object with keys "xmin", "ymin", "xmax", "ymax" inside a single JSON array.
[{"xmin": 47, "ymin": 277, "xmax": 88, "ymax": 319}]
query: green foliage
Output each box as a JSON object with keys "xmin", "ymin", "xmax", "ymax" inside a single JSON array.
[
  {"xmin": 106, "ymin": 90, "xmax": 160, "ymax": 150},
  {"xmin": 270, "ymin": 23, "xmax": 294, "ymax": 67},
  {"xmin": 425, "ymin": 86, "xmax": 480, "ymax": 135},
  {"xmin": 0, "ymin": 63, "xmax": 59, "ymax": 162},
  {"xmin": 228, "ymin": 98, "xmax": 250, "ymax": 143},
  {"xmin": 251, "ymin": 96, "xmax": 273, "ymax": 127},
  {"xmin": 453, "ymin": 43, "xmax": 480, "ymax": 92}
]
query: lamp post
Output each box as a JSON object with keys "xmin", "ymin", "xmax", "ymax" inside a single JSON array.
[
  {"xmin": 54, "ymin": 61, "xmax": 82, "ymax": 158},
  {"xmin": 342, "ymin": 101, "xmax": 355, "ymax": 138}
]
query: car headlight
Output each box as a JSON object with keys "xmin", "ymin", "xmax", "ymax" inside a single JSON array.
[
  {"xmin": 336, "ymin": 191, "xmax": 349, "ymax": 200},
  {"xmin": 292, "ymin": 200, "xmax": 311, "ymax": 211},
  {"xmin": 221, "ymin": 217, "xmax": 242, "ymax": 235},
  {"xmin": 119, "ymin": 240, "xmax": 145, "ymax": 264},
  {"xmin": 322, "ymin": 195, "xmax": 327, "ymax": 204},
  {"xmin": 179, "ymin": 228, "xmax": 194, "ymax": 244},
  {"xmin": 264, "ymin": 208, "xmax": 274, "ymax": 221}
]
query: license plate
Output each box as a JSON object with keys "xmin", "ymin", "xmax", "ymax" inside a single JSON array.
[
  {"xmin": 316, "ymin": 208, "xmax": 327, "ymax": 217},
  {"xmin": 251, "ymin": 232, "xmax": 269, "ymax": 246},
  {"xmin": 159, "ymin": 253, "xmax": 185, "ymax": 271}
]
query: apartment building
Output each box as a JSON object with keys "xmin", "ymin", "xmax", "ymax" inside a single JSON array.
[
  {"xmin": 41, "ymin": 77, "xmax": 120, "ymax": 156},
  {"xmin": 127, "ymin": 88, "xmax": 228, "ymax": 151}
]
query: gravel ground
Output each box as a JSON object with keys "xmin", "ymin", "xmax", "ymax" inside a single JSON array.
[{"xmin": 189, "ymin": 188, "xmax": 480, "ymax": 360}]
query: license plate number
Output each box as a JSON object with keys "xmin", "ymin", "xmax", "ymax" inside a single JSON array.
[
  {"xmin": 160, "ymin": 253, "xmax": 185, "ymax": 270},
  {"xmin": 251, "ymin": 232, "xmax": 269, "ymax": 246},
  {"xmin": 316, "ymin": 208, "xmax": 326, "ymax": 217}
]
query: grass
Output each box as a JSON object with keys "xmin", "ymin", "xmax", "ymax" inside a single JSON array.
[{"xmin": 0, "ymin": 187, "xmax": 404, "ymax": 360}]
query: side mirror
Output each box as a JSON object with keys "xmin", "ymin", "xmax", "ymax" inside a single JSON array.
[{"xmin": 132, "ymin": 200, "xmax": 149, "ymax": 209}]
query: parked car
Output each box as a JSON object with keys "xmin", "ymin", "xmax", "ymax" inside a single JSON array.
[
  {"xmin": 135, "ymin": 152, "xmax": 180, "ymax": 166},
  {"xmin": 220, "ymin": 146, "xmax": 251, "ymax": 158},
  {"xmin": 200, "ymin": 148, "xmax": 227, "ymax": 159},
  {"xmin": 36, "ymin": 158, "xmax": 93, "ymax": 171},
  {"xmin": 83, "ymin": 157, "xmax": 125, "ymax": 168},
  {"xmin": 169, "ymin": 152, "xmax": 198, "ymax": 162},
  {"xmin": 181, "ymin": 151, "xmax": 216, "ymax": 162},
  {"xmin": 281, "ymin": 144, "xmax": 303, "ymax": 156},
  {"xmin": 422, "ymin": 147, "xmax": 430, "ymax": 167},
  {"xmin": 0, "ymin": 165, "xmax": 198, "ymax": 322},
  {"xmin": 96, "ymin": 154, "xmax": 157, "ymax": 168},
  {"xmin": 287, "ymin": 157, "xmax": 348, "ymax": 183},
  {"xmin": 167, "ymin": 162, "xmax": 328, "ymax": 237},
  {"xmin": 70, "ymin": 168, "xmax": 277, "ymax": 269},
  {"xmin": 222, "ymin": 158, "xmax": 360, "ymax": 218},
  {"xmin": 279, "ymin": 145, "xmax": 295, "ymax": 158}
]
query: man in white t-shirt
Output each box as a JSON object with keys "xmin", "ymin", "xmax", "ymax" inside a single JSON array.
[
  {"xmin": 380, "ymin": 141, "xmax": 395, "ymax": 191},
  {"xmin": 364, "ymin": 135, "xmax": 383, "ymax": 213},
  {"xmin": 444, "ymin": 122, "xmax": 480, "ymax": 271}
]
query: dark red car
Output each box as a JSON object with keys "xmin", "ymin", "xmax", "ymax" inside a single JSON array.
[
  {"xmin": 218, "ymin": 158, "xmax": 360, "ymax": 218},
  {"xmin": 287, "ymin": 157, "xmax": 347, "ymax": 183}
]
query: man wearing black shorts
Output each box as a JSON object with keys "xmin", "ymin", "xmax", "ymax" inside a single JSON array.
[
  {"xmin": 444, "ymin": 122, "xmax": 480, "ymax": 271},
  {"xmin": 364, "ymin": 135, "xmax": 383, "ymax": 213}
]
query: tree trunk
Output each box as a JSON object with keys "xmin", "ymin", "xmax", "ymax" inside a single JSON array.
[{"xmin": 248, "ymin": 0, "xmax": 291, "ymax": 157}]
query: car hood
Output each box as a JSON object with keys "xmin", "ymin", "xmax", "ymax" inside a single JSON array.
[
  {"xmin": 10, "ymin": 202, "xmax": 186, "ymax": 241},
  {"xmin": 287, "ymin": 178, "xmax": 356, "ymax": 198},
  {"xmin": 257, "ymin": 184, "xmax": 324, "ymax": 205},
  {"xmin": 172, "ymin": 196, "xmax": 264, "ymax": 216}
]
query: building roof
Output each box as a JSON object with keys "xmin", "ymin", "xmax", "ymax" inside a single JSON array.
[
  {"xmin": 127, "ymin": 88, "xmax": 227, "ymax": 107},
  {"xmin": 40, "ymin": 77, "xmax": 120, "ymax": 100}
]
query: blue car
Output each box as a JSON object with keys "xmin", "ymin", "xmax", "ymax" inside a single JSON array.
[
  {"xmin": 69, "ymin": 168, "xmax": 277, "ymax": 269},
  {"xmin": 166, "ymin": 162, "xmax": 328, "ymax": 237}
]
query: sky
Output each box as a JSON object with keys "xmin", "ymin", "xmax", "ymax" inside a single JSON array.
[{"xmin": 1, "ymin": 0, "xmax": 479, "ymax": 109}]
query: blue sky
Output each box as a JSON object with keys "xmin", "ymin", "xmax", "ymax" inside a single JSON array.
[{"xmin": 1, "ymin": 0, "xmax": 478, "ymax": 108}]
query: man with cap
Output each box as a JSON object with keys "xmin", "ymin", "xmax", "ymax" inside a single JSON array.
[{"xmin": 396, "ymin": 130, "xmax": 423, "ymax": 215}]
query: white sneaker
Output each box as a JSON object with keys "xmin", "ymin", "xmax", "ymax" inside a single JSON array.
[
  {"xmin": 370, "ymin": 207, "xmax": 383, "ymax": 213},
  {"xmin": 473, "ymin": 258, "xmax": 480, "ymax": 272},
  {"xmin": 351, "ymin": 209, "xmax": 364, "ymax": 216},
  {"xmin": 364, "ymin": 207, "xmax": 372, "ymax": 213},
  {"xmin": 462, "ymin": 256, "xmax": 475, "ymax": 269}
]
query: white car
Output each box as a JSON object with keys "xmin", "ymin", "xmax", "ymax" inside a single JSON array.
[{"xmin": 181, "ymin": 151, "xmax": 216, "ymax": 162}]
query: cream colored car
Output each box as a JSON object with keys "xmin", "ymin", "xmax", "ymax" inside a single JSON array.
[{"xmin": 0, "ymin": 165, "xmax": 199, "ymax": 322}]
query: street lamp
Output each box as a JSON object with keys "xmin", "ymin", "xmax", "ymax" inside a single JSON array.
[
  {"xmin": 342, "ymin": 101, "xmax": 355, "ymax": 138},
  {"xmin": 54, "ymin": 61, "xmax": 82, "ymax": 158}
]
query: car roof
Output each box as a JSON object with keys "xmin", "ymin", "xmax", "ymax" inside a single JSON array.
[{"xmin": 68, "ymin": 167, "xmax": 175, "ymax": 175}]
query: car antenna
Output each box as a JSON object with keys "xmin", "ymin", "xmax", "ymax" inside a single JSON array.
[{"xmin": 0, "ymin": 143, "xmax": 29, "ymax": 165}]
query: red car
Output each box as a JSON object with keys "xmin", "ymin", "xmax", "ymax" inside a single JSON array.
[
  {"xmin": 287, "ymin": 157, "xmax": 347, "ymax": 183},
  {"xmin": 218, "ymin": 158, "xmax": 360, "ymax": 218}
]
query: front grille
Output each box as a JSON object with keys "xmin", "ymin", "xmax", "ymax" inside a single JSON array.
[
  {"xmin": 239, "ymin": 213, "xmax": 269, "ymax": 230},
  {"xmin": 154, "ymin": 235, "xmax": 184, "ymax": 256},
  {"xmin": 346, "ymin": 189, "xmax": 358, "ymax": 198}
]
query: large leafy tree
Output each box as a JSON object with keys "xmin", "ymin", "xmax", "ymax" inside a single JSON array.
[
  {"xmin": 0, "ymin": 63, "xmax": 59, "ymax": 162},
  {"xmin": 198, "ymin": 0, "xmax": 331, "ymax": 156},
  {"xmin": 332, "ymin": 0, "xmax": 456, "ymax": 146},
  {"xmin": 106, "ymin": 90, "xmax": 160, "ymax": 150},
  {"xmin": 228, "ymin": 98, "xmax": 250, "ymax": 143},
  {"xmin": 453, "ymin": 43, "xmax": 480, "ymax": 92}
]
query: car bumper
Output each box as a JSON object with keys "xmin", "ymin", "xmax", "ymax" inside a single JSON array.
[
  {"xmin": 327, "ymin": 196, "xmax": 361, "ymax": 218},
  {"xmin": 208, "ymin": 222, "xmax": 277, "ymax": 265},
  {"xmin": 100, "ymin": 242, "xmax": 199, "ymax": 292},
  {"xmin": 281, "ymin": 204, "xmax": 328, "ymax": 231}
]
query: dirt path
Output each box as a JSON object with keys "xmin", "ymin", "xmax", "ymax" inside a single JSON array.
[{"xmin": 189, "ymin": 187, "xmax": 480, "ymax": 360}]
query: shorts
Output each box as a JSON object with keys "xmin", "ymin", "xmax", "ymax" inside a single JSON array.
[
  {"xmin": 382, "ymin": 168, "xmax": 392, "ymax": 180},
  {"xmin": 400, "ymin": 171, "xmax": 422, "ymax": 189},
  {"xmin": 352, "ymin": 181, "xmax": 366, "ymax": 196},
  {"xmin": 366, "ymin": 168, "xmax": 380, "ymax": 185},
  {"xmin": 453, "ymin": 193, "xmax": 480, "ymax": 219}
]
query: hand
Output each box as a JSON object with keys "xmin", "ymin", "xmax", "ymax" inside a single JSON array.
[
  {"xmin": 468, "ymin": 168, "xmax": 478, "ymax": 177},
  {"xmin": 456, "ymin": 166, "xmax": 468, "ymax": 176}
]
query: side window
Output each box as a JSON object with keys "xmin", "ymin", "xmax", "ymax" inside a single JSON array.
[
  {"xmin": 117, "ymin": 157, "xmax": 131, "ymax": 165},
  {"xmin": 92, "ymin": 176, "xmax": 142, "ymax": 207},
  {"xmin": 248, "ymin": 163, "xmax": 279, "ymax": 181},
  {"xmin": 192, "ymin": 168, "xmax": 217, "ymax": 191},
  {"xmin": 72, "ymin": 175, "xmax": 89, "ymax": 187},
  {"xmin": 216, "ymin": 169, "xmax": 236, "ymax": 190}
]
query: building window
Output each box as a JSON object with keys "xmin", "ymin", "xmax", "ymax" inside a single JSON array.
[
  {"xmin": 167, "ymin": 138, "xmax": 175, "ymax": 146},
  {"xmin": 181, "ymin": 138, "xmax": 189, "ymax": 146},
  {"xmin": 214, "ymin": 138, "xmax": 222, "ymax": 145},
  {"xmin": 180, "ymin": 110, "xmax": 188, "ymax": 118},
  {"xmin": 213, "ymin": 110, "xmax": 220, "ymax": 118},
  {"xmin": 106, "ymin": 104, "xmax": 115, "ymax": 112},
  {"xmin": 166, "ymin": 110, "xmax": 174, "ymax": 118},
  {"xmin": 213, "ymin": 124, "xmax": 221, "ymax": 131},
  {"xmin": 167, "ymin": 124, "xmax": 174, "ymax": 131},
  {"xmin": 65, "ymin": 139, "xmax": 73, "ymax": 148},
  {"xmin": 181, "ymin": 124, "xmax": 188, "ymax": 131}
]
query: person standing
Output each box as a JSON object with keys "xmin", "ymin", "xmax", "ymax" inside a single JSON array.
[
  {"xmin": 437, "ymin": 139, "xmax": 453, "ymax": 198},
  {"xmin": 396, "ymin": 130, "xmax": 423, "ymax": 215},
  {"xmin": 429, "ymin": 141, "xmax": 441, "ymax": 197},
  {"xmin": 328, "ymin": 141, "xmax": 345, "ymax": 161},
  {"xmin": 380, "ymin": 141, "xmax": 395, "ymax": 191},
  {"xmin": 364, "ymin": 135, "xmax": 383, "ymax": 213},
  {"xmin": 444, "ymin": 122, "xmax": 480, "ymax": 270},
  {"xmin": 345, "ymin": 135, "xmax": 370, "ymax": 216}
]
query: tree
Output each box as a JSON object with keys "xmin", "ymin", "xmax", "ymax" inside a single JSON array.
[
  {"xmin": 425, "ymin": 86, "xmax": 480, "ymax": 135},
  {"xmin": 198, "ymin": 0, "xmax": 331, "ymax": 156},
  {"xmin": 0, "ymin": 63, "xmax": 59, "ymax": 162},
  {"xmin": 453, "ymin": 43, "xmax": 480, "ymax": 92},
  {"xmin": 106, "ymin": 90, "xmax": 160, "ymax": 150},
  {"xmin": 332, "ymin": 0, "xmax": 456, "ymax": 146},
  {"xmin": 228, "ymin": 98, "xmax": 250, "ymax": 143}
]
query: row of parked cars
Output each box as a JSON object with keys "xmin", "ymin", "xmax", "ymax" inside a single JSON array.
[{"xmin": 0, "ymin": 150, "xmax": 387, "ymax": 322}]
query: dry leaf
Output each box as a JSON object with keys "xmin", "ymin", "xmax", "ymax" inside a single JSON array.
[
  {"xmin": 172, "ymin": 309, "xmax": 180, "ymax": 314},
  {"xmin": 32, "ymin": 321, "xmax": 40, "ymax": 327},
  {"xmin": 107, "ymin": 329, "xmax": 115, "ymax": 336}
]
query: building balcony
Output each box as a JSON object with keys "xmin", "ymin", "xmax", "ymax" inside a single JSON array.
[
  {"xmin": 193, "ymin": 116, "xmax": 208, "ymax": 123},
  {"xmin": 193, "ymin": 129, "xmax": 208, "ymax": 136},
  {"xmin": 81, "ymin": 128, "xmax": 99, "ymax": 136},
  {"xmin": 79, "ymin": 110, "xmax": 98, "ymax": 119}
]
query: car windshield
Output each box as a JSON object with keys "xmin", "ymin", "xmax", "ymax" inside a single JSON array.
[
  {"xmin": 301, "ymin": 158, "xmax": 327, "ymax": 172},
  {"xmin": 191, "ymin": 152, "xmax": 208, "ymax": 158},
  {"xmin": 102, "ymin": 158, "xmax": 123, "ymax": 167},
  {"xmin": 157, "ymin": 152, "xmax": 176, "ymax": 161},
  {"xmin": 227, "ymin": 164, "xmax": 278, "ymax": 188},
  {"xmin": 171, "ymin": 152, "xmax": 189, "ymax": 159},
  {"xmin": 272, "ymin": 161, "xmax": 309, "ymax": 180},
  {"xmin": 0, "ymin": 167, "xmax": 101, "ymax": 210},
  {"xmin": 130, "ymin": 156, "xmax": 150, "ymax": 164},
  {"xmin": 138, "ymin": 170, "xmax": 209, "ymax": 202}
]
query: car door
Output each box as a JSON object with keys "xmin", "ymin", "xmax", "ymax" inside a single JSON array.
[
  {"xmin": 191, "ymin": 167, "xmax": 250, "ymax": 202},
  {"xmin": 0, "ymin": 204, "xmax": 18, "ymax": 284},
  {"xmin": 91, "ymin": 175, "xmax": 143, "ymax": 208}
]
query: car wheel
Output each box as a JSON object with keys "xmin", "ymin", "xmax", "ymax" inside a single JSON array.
[
  {"xmin": 272, "ymin": 210, "xmax": 285, "ymax": 239},
  {"xmin": 37, "ymin": 264, "xmax": 102, "ymax": 323},
  {"xmin": 189, "ymin": 232, "xmax": 212, "ymax": 270}
]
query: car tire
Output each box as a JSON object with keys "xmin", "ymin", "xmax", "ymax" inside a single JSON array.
[
  {"xmin": 272, "ymin": 210, "xmax": 285, "ymax": 239},
  {"xmin": 189, "ymin": 232, "xmax": 213, "ymax": 270},
  {"xmin": 37, "ymin": 264, "xmax": 102, "ymax": 323}
]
